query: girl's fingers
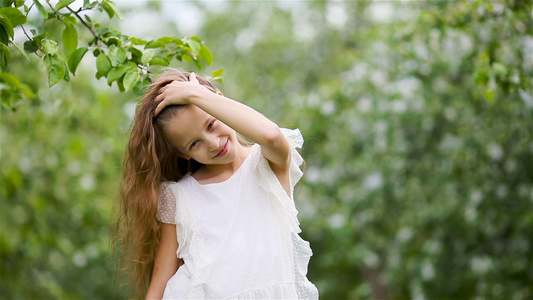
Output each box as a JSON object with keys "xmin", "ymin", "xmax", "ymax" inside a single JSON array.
[
  {"xmin": 189, "ymin": 72, "xmax": 199, "ymax": 84},
  {"xmin": 155, "ymin": 92, "xmax": 163, "ymax": 103},
  {"xmin": 154, "ymin": 76, "xmax": 198, "ymax": 116},
  {"xmin": 154, "ymin": 101, "xmax": 164, "ymax": 116},
  {"xmin": 154, "ymin": 89, "xmax": 168, "ymax": 116}
]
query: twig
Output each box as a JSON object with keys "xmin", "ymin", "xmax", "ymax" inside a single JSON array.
[
  {"xmin": 66, "ymin": 6, "xmax": 103, "ymax": 45},
  {"xmin": 45, "ymin": 1, "xmax": 62, "ymax": 20},
  {"xmin": 20, "ymin": 25, "xmax": 32, "ymax": 41}
]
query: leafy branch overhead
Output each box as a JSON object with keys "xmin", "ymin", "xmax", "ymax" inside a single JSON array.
[{"xmin": 0, "ymin": 0, "xmax": 222, "ymax": 108}]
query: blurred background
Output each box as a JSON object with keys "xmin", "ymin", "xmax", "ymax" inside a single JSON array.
[{"xmin": 1, "ymin": 0, "xmax": 532, "ymax": 299}]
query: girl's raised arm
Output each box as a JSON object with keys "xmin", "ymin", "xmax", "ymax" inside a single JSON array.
[
  {"xmin": 154, "ymin": 73, "xmax": 291, "ymax": 173},
  {"xmin": 145, "ymin": 223, "xmax": 179, "ymax": 300}
]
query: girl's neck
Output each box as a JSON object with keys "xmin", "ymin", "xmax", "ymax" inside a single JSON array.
[{"xmin": 192, "ymin": 143, "xmax": 251, "ymax": 184}]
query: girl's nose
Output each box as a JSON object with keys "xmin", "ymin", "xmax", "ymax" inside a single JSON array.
[{"xmin": 207, "ymin": 136, "xmax": 220, "ymax": 151}]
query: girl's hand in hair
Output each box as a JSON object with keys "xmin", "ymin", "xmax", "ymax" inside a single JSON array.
[{"xmin": 154, "ymin": 73, "xmax": 207, "ymax": 116}]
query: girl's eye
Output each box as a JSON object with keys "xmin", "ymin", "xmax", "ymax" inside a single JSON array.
[
  {"xmin": 208, "ymin": 120, "xmax": 216, "ymax": 130},
  {"xmin": 190, "ymin": 140, "xmax": 200, "ymax": 150}
]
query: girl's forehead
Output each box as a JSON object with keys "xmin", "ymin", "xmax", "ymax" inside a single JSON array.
[{"xmin": 163, "ymin": 105, "xmax": 211, "ymax": 146}]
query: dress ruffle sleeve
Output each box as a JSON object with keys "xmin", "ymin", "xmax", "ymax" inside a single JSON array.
[
  {"xmin": 157, "ymin": 183, "xmax": 177, "ymax": 224},
  {"xmin": 165, "ymin": 182, "xmax": 214, "ymax": 299},
  {"xmin": 251, "ymin": 128, "xmax": 319, "ymax": 299},
  {"xmin": 251, "ymin": 128, "xmax": 305, "ymax": 233}
]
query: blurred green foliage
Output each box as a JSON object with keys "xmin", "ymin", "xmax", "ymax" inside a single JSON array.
[
  {"xmin": 0, "ymin": 0, "xmax": 215, "ymax": 109},
  {"xmin": 1, "ymin": 0, "xmax": 532, "ymax": 299}
]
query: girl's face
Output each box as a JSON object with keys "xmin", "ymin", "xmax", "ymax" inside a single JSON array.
[{"xmin": 163, "ymin": 104, "xmax": 240, "ymax": 165}]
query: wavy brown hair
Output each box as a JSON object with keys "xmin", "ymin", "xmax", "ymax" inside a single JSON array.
[{"xmin": 113, "ymin": 69, "xmax": 217, "ymax": 298}]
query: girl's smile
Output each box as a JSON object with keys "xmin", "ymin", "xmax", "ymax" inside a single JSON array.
[{"xmin": 214, "ymin": 140, "xmax": 229, "ymax": 158}]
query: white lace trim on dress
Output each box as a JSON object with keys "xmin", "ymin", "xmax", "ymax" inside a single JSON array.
[
  {"xmin": 252, "ymin": 128, "xmax": 318, "ymax": 300},
  {"xmin": 170, "ymin": 182, "xmax": 214, "ymax": 299},
  {"xmin": 252, "ymin": 128, "xmax": 304, "ymax": 234}
]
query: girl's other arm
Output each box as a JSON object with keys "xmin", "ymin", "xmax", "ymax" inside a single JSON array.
[{"xmin": 145, "ymin": 223, "xmax": 179, "ymax": 300}]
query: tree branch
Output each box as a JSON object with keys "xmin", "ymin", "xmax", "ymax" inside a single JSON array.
[
  {"xmin": 45, "ymin": 1, "xmax": 62, "ymax": 20},
  {"xmin": 20, "ymin": 25, "xmax": 32, "ymax": 41},
  {"xmin": 66, "ymin": 6, "xmax": 103, "ymax": 45}
]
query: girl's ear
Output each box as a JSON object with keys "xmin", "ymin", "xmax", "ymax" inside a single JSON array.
[
  {"xmin": 177, "ymin": 152, "xmax": 191, "ymax": 160},
  {"xmin": 181, "ymin": 154, "xmax": 191, "ymax": 160}
]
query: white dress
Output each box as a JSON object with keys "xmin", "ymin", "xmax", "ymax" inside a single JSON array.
[{"xmin": 157, "ymin": 128, "xmax": 319, "ymax": 299}]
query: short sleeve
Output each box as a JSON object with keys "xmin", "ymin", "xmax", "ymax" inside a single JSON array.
[
  {"xmin": 156, "ymin": 183, "xmax": 177, "ymax": 224},
  {"xmin": 251, "ymin": 128, "xmax": 305, "ymax": 233},
  {"xmin": 280, "ymin": 128, "xmax": 304, "ymax": 189}
]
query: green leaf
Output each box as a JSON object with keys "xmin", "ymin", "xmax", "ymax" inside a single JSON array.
[
  {"xmin": 129, "ymin": 37, "xmax": 147, "ymax": 45},
  {"xmin": 144, "ymin": 40, "xmax": 166, "ymax": 49},
  {"xmin": 181, "ymin": 52, "xmax": 192, "ymax": 63},
  {"xmin": 43, "ymin": 53, "xmax": 65, "ymax": 87},
  {"xmin": 0, "ymin": 72, "xmax": 21, "ymax": 87},
  {"xmin": 0, "ymin": 42, "xmax": 11, "ymax": 71},
  {"xmin": 474, "ymin": 69, "xmax": 488, "ymax": 85},
  {"xmin": 0, "ymin": 7, "xmax": 26, "ymax": 27},
  {"xmin": 107, "ymin": 1, "xmax": 124, "ymax": 21},
  {"xmin": 63, "ymin": 60, "xmax": 70, "ymax": 82},
  {"xmin": 211, "ymin": 69, "xmax": 224, "ymax": 82},
  {"xmin": 117, "ymin": 76, "xmax": 125, "ymax": 92},
  {"xmin": 133, "ymin": 78, "xmax": 150, "ymax": 96},
  {"xmin": 41, "ymin": 38, "xmax": 58, "ymax": 54},
  {"xmin": 9, "ymin": 40, "xmax": 28, "ymax": 61},
  {"xmin": 0, "ymin": 26, "xmax": 8, "ymax": 45},
  {"xmin": 128, "ymin": 45, "xmax": 143, "ymax": 57},
  {"xmin": 193, "ymin": 57, "xmax": 202, "ymax": 69},
  {"xmin": 101, "ymin": 0, "xmax": 124, "ymax": 21},
  {"xmin": 484, "ymin": 89, "xmax": 494, "ymax": 103},
  {"xmin": 67, "ymin": 47, "xmax": 88, "ymax": 75},
  {"xmin": 186, "ymin": 38, "xmax": 201, "ymax": 56},
  {"xmin": 63, "ymin": 15, "xmax": 77, "ymax": 25},
  {"xmin": 55, "ymin": 0, "xmax": 75, "ymax": 11},
  {"xmin": 148, "ymin": 56, "xmax": 169, "ymax": 66},
  {"xmin": 191, "ymin": 35, "xmax": 202, "ymax": 43},
  {"xmin": 96, "ymin": 53, "xmax": 112, "ymax": 76},
  {"xmin": 492, "ymin": 62, "xmax": 508, "ymax": 76},
  {"xmin": 105, "ymin": 37, "xmax": 121, "ymax": 46},
  {"xmin": 108, "ymin": 44, "xmax": 127, "ymax": 66},
  {"xmin": 83, "ymin": 0, "xmax": 97, "ymax": 9},
  {"xmin": 157, "ymin": 36, "xmax": 183, "ymax": 45},
  {"xmin": 107, "ymin": 62, "xmax": 136, "ymax": 84},
  {"xmin": 107, "ymin": 44, "xmax": 118, "ymax": 65},
  {"xmin": 198, "ymin": 44, "xmax": 213, "ymax": 65},
  {"xmin": 62, "ymin": 23, "xmax": 77, "ymax": 57},
  {"xmin": 32, "ymin": 32, "xmax": 46, "ymax": 44},
  {"xmin": 23, "ymin": 40, "xmax": 38, "ymax": 52},
  {"xmin": 141, "ymin": 49, "xmax": 154, "ymax": 65},
  {"xmin": 211, "ymin": 69, "xmax": 224, "ymax": 77},
  {"xmin": 100, "ymin": 2, "xmax": 114, "ymax": 19},
  {"xmin": 0, "ymin": 15, "xmax": 14, "ymax": 40},
  {"xmin": 123, "ymin": 69, "xmax": 140, "ymax": 91},
  {"xmin": 117, "ymin": 47, "xmax": 128, "ymax": 64}
]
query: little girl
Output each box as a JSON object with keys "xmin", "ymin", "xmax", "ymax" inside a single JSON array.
[{"xmin": 115, "ymin": 69, "xmax": 318, "ymax": 299}]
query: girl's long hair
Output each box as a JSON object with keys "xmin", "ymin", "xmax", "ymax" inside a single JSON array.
[{"xmin": 113, "ymin": 69, "xmax": 216, "ymax": 298}]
